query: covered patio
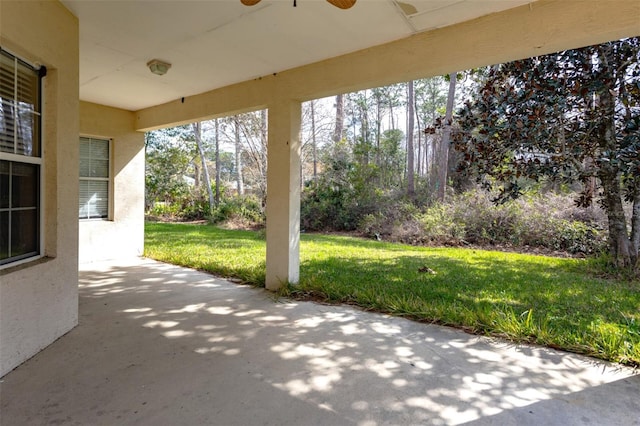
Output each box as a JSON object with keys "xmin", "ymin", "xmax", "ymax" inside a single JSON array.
[
  {"xmin": 1, "ymin": 258, "xmax": 638, "ymax": 425},
  {"xmin": 2, "ymin": 1, "xmax": 640, "ymax": 421}
]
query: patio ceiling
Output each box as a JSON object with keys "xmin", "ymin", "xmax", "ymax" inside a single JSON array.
[{"xmin": 61, "ymin": 0, "xmax": 533, "ymax": 111}]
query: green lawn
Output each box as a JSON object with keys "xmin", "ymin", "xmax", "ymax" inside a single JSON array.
[{"xmin": 145, "ymin": 222, "xmax": 640, "ymax": 366}]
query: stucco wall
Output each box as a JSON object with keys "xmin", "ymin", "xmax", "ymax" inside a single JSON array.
[
  {"xmin": 0, "ymin": 1, "xmax": 80, "ymax": 377},
  {"xmin": 79, "ymin": 102, "xmax": 144, "ymax": 264}
]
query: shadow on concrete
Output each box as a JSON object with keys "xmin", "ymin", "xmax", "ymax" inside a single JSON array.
[{"xmin": 1, "ymin": 258, "xmax": 638, "ymax": 425}]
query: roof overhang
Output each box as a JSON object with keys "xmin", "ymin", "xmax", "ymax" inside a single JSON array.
[
  {"xmin": 132, "ymin": 0, "xmax": 640, "ymax": 131},
  {"xmin": 63, "ymin": 0, "xmax": 539, "ymax": 111}
]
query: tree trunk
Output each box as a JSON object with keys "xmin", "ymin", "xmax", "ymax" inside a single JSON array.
[
  {"xmin": 360, "ymin": 101, "xmax": 369, "ymax": 166},
  {"xmin": 193, "ymin": 162, "xmax": 200, "ymax": 188},
  {"xmin": 375, "ymin": 92, "xmax": 382, "ymax": 170},
  {"xmin": 429, "ymin": 136, "xmax": 437, "ymax": 191},
  {"xmin": 260, "ymin": 109, "xmax": 268, "ymax": 202},
  {"xmin": 416, "ymin": 107, "xmax": 422, "ymax": 177},
  {"xmin": 437, "ymin": 72, "xmax": 457, "ymax": 202},
  {"xmin": 389, "ymin": 102, "xmax": 396, "ymax": 130},
  {"xmin": 215, "ymin": 118, "xmax": 221, "ymax": 206},
  {"xmin": 234, "ymin": 116, "xmax": 244, "ymax": 196},
  {"xmin": 597, "ymin": 86, "xmax": 636, "ymax": 268},
  {"xmin": 333, "ymin": 94, "xmax": 344, "ymax": 143},
  {"xmin": 407, "ymin": 80, "xmax": 415, "ymax": 197},
  {"xmin": 600, "ymin": 164, "xmax": 634, "ymax": 267},
  {"xmin": 631, "ymin": 185, "xmax": 640, "ymax": 266},
  {"xmin": 310, "ymin": 100, "xmax": 318, "ymax": 179},
  {"xmin": 192, "ymin": 122, "xmax": 215, "ymax": 215}
]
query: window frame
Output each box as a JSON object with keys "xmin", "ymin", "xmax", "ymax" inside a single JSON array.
[
  {"xmin": 0, "ymin": 47, "xmax": 46, "ymax": 269},
  {"xmin": 78, "ymin": 136, "xmax": 112, "ymax": 221}
]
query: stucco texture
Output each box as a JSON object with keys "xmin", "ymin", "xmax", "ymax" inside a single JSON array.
[
  {"xmin": 0, "ymin": 0, "xmax": 80, "ymax": 377},
  {"xmin": 79, "ymin": 102, "xmax": 144, "ymax": 264}
]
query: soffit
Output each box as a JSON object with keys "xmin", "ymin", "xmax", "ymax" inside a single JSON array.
[{"xmin": 61, "ymin": 0, "xmax": 533, "ymax": 111}]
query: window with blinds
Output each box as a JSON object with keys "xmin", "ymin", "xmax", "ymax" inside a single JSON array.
[
  {"xmin": 79, "ymin": 137, "xmax": 110, "ymax": 219},
  {"xmin": 0, "ymin": 49, "xmax": 43, "ymax": 266}
]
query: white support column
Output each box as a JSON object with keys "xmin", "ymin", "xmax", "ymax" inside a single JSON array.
[{"xmin": 265, "ymin": 99, "xmax": 301, "ymax": 290}]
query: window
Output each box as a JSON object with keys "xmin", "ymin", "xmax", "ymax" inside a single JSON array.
[
  {"xmin": 0, "ymin": 49, "xmax": 44, "ymax": 266},
  {"xmin": 79, "ymin": 137, "xmax": 110, "ymax": 219}
]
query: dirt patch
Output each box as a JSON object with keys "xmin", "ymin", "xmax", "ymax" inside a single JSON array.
[{"xmin": 145, "ymin": 215, "xmax": 208, "ymax": 225}]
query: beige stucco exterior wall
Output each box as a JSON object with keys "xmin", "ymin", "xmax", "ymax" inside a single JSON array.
[
  {"xmin": 0, "ymin": 1, "xmax": 80, "ymax": 377},
  {"xmin": 79, "ymin": 102, "xmax": 145, "ymax": 264}
]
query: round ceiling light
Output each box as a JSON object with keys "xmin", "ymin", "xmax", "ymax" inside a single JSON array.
[{"xmin": 147, "ymin": 59, "xmax": 171, "ymax": 76}]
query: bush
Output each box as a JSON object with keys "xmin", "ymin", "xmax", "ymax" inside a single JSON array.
[
  {"xmin": 210, "ymin": 196, "xmax": 265, "ymax": 228},
  {"xmin": 146, "ymin": 187, "xmax": 265, "ymax": 227},
  {"xmin": 180, "ymin": 195, "xmax": 211, "ymax": 220},
  {"xmin": 146, "ymin": 186, "xmax": 212, "ymax": 221},
  {"xmin": 301, "ymin": 180, "xmax": 380, "ymax": 232},
  {"xmin": 304, "ymin": 182, "xmax": 607, "ymax": 256},
  {"xmin": 147, "ymin": 201, "xmax": 183, "ymax": 218},
  {"xmin": 358, "ymin": 198, "xmax": 419, "ymax": 238},
  {"xmin": 417, "ymin": 191, "xmax": 608, "ymax": 255},
  {"xmin": 146, "ymin": 195, "xmax": 210, "ymax": 221},
  {"xmin": 449, "ymin": 191, "xmax": 523, "ymax": 245},
  {"xmin": 411, "ymin": 204, "xmax": 464, "ymax": 245}
]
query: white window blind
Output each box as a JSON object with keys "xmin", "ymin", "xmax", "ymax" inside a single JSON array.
[
  {"xmin": 79, "ymin": 137, "xmax": 110, "ymax": 219},
  {"xmin": 0, "ymin": 51, "xmax": 40, "ymax": 157},
  {"xmin": 0, "ymin": 48, "xmax": 43, "ymax": 266}
]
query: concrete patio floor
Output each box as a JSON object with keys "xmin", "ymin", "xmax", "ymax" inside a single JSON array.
[{"xmin": 1, "ymin": 258, "xmax": 639, "ymax": 425}]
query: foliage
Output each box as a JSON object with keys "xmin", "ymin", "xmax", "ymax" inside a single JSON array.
[
  {"xmin": 146, "ymin": 190, "xmax": 213, "ymax": 221},
  {"xmin": 145, "ymin": 222, "xmax": 640, "ymax": 366},
  {"xmin": 301, "ymin": 138, "xmax": 385, "ymax": 231},
  {"xmin": 145, "ymin": 131, "xmax": 192, "ymax": 208},
  {"xmin": 146, "ymin": 112, "xmax": 270, "ymax": 222},
  {"xmin": 452, "ymin": 37, "xmax": 640, "ymax": 267},
  {"xmin": 357, "ymin": 189, "xmax": 607, "ymax": 255},
  {"xmin": 442, "ymin": 191, "xmax": 607, "ymax": 254},
  {"xmin": 210, "ymin": 195, "xmax": 265, "ymax": 227}
]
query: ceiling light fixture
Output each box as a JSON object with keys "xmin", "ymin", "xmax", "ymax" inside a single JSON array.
[
  {"xmin": 147, "ymin": 59, "xmax": 171, "ymax": 76},
  {"xmin": 241, "ymin": 0, "xmax": 356, "ymax": 9}
]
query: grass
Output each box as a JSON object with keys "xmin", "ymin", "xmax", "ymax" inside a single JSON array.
[{"xmin": 145, "ymin": 222, "xmax": 640, "ymax": 366}]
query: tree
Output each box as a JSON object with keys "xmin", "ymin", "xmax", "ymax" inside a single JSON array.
[
  {"xmin": 333, "ymin": 94, "xmax": 344, "ymax": 143},
  {"xmin": 379, "ymin": 129, "xmax": 405, "ymax": 189},
  {"xmin": 301, "ymin": 99, "xmax": 328, "ymax": 182},
  {"xmin": 407, "ymin": 80, "xmax": 415, "ymax": 196},
  {"xmin": 145, "ymin": 133, "xmax": 191, "ymax": 208},
  {"xmin": 347, "ymin": 90, "xmax": 373, "ymax": 166},
  {"xmin": 453, "ymin": 38, "xmax": 640, "ymax": 268},
  {"xmin": 233, "ymin": 116, "xmax": 244, "ymax": 195},
  {"xmin": 415, "ymin": 77, "xmax": 447, "ymax": 180},
  {"xmin": 145, "ymin": 125, "xmax": 195, "ymax": 208},
  {"xmin": 310, "ymin": 100, "xmax": 318, "ymax": 178},
  {"xmin": 236, "ymin": 111, "xmax": 267, "ymax": 199},
  {"xmin": 436, "ymin": 72, "xmax": 457, "ymax": 202},
  {"xmin": 192, "ymin": 121, "xmax": 215, "ymax": 215},
  {"xmin": 214, "ymin": 118, "xmax": 221, "ymax": 205}
]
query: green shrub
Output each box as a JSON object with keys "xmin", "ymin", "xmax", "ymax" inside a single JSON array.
[
  {"xmin": 415, "ymin": 204, "xmax": 465, "ymax": 245},
  {"xmin": 147, "ymin": 201, "xmax": 183, "ymax": 218},
  {"xmin": 180, "ymin": 195, "xmax": 211, "ymax": 220},
  {"xmin": 301, "ymin": 180, "xmax": 375, "ymax": 231},
  {"xmin": 146, "ymin": 187, "xmax": 211, "ymax": 221},
  {"xmin": 411, "ymin": 190, "xmax": 607, "ymax": 254},
  {"xmin": 210, "ymin": 196, "xmax": 265, "ymax": 226},
  {"xmin": 358, "ymin": 199, "xmax": 420, "ymax": 240},
  {"xmin": 448, "ymin": 191, "xmax": 524, "ymax": 245},
  {"xmin": 303, "ymin": 182, "xmax": 608, "ymax": 255}
]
